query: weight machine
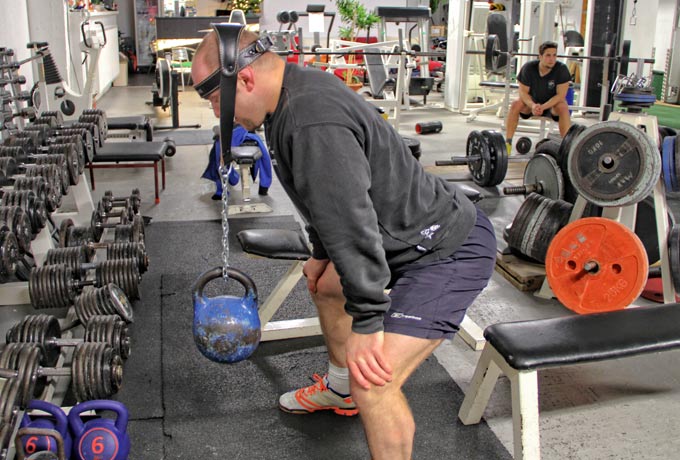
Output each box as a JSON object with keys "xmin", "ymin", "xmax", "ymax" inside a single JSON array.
[{"xmin": 27, "ymin": 17, "xmax": 106, "ymax": 121}]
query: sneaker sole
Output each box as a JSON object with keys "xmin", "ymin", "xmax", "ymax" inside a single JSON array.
[{"xmin": 278, "ymin": 403, "xmax": 358, "ymax": 417}]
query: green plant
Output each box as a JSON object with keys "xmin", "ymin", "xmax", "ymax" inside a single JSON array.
[{"xmin": 335, "ymin": 0, "xmax": 379, "ymax": 41}]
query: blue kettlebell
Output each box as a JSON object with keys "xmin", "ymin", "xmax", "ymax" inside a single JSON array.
[
  {"xmin": 19, "ymin": 400, "xmax": 71, "ymax": 457},
  {"xmin": 14, "ymin": 427, "xmax": 67, "ymax": 460},
  {"xmin": 192, "ymin": 266, "xmax": 260, "ymax": 363},
  {"xmin": 68, "ymin": 400, "xmax": 130, "ymax": 460}
]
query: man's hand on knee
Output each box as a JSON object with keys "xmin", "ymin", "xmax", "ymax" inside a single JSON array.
[{"xmin": 346, "ymin": 331, "xmax": 393, "ymax": 390}]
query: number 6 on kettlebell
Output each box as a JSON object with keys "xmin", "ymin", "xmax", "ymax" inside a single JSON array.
[{"xmin": 68, "ymin": 400, "xmax": 130, "ymax": 460}]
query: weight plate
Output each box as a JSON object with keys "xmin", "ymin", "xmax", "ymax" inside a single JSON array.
[
  {"xmin": 506, "ymin": 193, "xmax": 544, "ymax": 255},
  {"xmin": 662, "ymin": 135, "xmax": 674, "ymax": 192},
  {"xmin": 568, "ymin": 121, "xmax": 661, "ymax": 207},
  {"xmin": 559, "ymin": 124, "xmax": 587, "ymax": 203},
  {"xmin": 466, "ymin": 131, "xmax": 492, "ymax": 186},
  {"xmin": 90, "ymin": 207, "xmax": 104, "ymax": 243},
  {"xmin": 546, "ymin": 217, "xmax": 649, "ymax": 314},
  {"xmin": 634, "ymin": 195, "xmax": 675, "ymax": 265},
  {"xmin": 485, "ymin": 34, "xmax": 501, "ymax": 73},
  {"xmin": 107, "ymin": 283, "xmax": 134, "ymax": 323},
  {"xmin": 156, "ymin": 58, "xmax": 171, "ymax": 100},
  {"xmin": 669, "ymin": 135, "xmax": 678, "ymax": 192},
  {"xmin": 670, "ymin": 225, "xmax": 680, "ymax": 294},
  {"xmin": 523, "ymin": 153, "xmax": 564, "ymax": 200},
  {"xmin": 481, "ymin": 130, "xmax": 508, "ymax": 186},
  {"xmin": 516, "ymin": 136, "xmax": 532, "ymax": 155},
  {"xmin": 520, "ymin": 194, "xmax": 552, "ymax": 261}
]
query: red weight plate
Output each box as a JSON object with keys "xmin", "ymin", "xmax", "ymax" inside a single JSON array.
[{"xmin": 545, "ymin": 217, "xmax": 648, "ymax": 314}]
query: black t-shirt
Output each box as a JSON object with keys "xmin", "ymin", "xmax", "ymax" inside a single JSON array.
[{"xmin": 517, "ymin": 60, "xmax": 571, "ymax": 104}]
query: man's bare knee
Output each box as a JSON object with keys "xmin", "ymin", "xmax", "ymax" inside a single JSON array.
[
  {"xmin": 309, "ymin": 267, "xmax": 344, "ymax": 304},
  {"xmin": 509, "ymin": 99, "xmax": 525, "ymax": 114}
]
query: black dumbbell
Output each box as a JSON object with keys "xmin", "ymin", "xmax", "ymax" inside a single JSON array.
[
  {"xmin": 0, "ymin": 224, "xmax": 19, "ymax": 283},
  {"xmin": 0, "ymin": 342, "xmax": 123, "ymax": 408},
  {"xmin": 73, "ymin": 283, "xmax": 134, "ymax": 325},
  {"xmin": 29, "ymin": 257, "xmax": 141, "ymax": 308},
  {"xmin": 0, "ymin": 186, "xmax": 48, "ymax": 236},
  {"xmin": 435, "ymin": 130, "xmax": 508, "ymax": 187},
  {"xmin": 58, "ymin": 215, "xmax": 145, "ymax": 247},
  {"xmin": 102, "ymin": 189, "xmax": 142, "ymax": 216},
  {"xmin": 45, "ymin": 242, "xmax": 149, "ymax": 276},
  {"xmin": 1, "ymin": 142, "xmax": 76, "ymax": 190},
  {"xmin": 6, "ymin": 313, "xmax": 131, "ymax": 367},
  {"xmin": 0, "ymin": 153, "xmax": 67, "ymax": 211}
]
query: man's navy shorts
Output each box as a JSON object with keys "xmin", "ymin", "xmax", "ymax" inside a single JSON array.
[{"xmin": 383, "ymin": 209, "xmax": 496, "ymax": 340}]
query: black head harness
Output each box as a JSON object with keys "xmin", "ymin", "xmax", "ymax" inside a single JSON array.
[{"xmin": 195, "ymin": 24, "xmax": 272, "ymax": 165}]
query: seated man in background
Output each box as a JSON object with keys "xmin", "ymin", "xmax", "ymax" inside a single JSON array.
[{"xmin": 505, "ymin": 40, "xmax": 571, "ymax": 153}]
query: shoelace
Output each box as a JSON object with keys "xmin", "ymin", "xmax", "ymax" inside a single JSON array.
[{"xmin": 298, "ymin": 373, "xmax": 327, "ymax": 397}]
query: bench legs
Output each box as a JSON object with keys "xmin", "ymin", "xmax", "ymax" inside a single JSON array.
[
  {"xmin": 88, "ymin": 160, "xmax": 165, "ymax": 204},
  {"xmin": 459, "ymin": 344, "xmax": 541, "ymax": 460},
  {"xmin": 258, "ymin": 260, "xmax": 322, "ymax": 341}
]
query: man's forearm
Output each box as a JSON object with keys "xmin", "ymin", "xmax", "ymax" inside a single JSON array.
[
  {"xmin": 540, "ymin": 94, "xmax": 566, "ymax": 110},
  {"xmin": 520, "ymin": 92, "xmax": 535, "ymax": 108}
]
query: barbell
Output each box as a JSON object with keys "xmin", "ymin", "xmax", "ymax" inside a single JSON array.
[
  {"xmin": 435, "ymin": 130, "xmax": 508, "ymax": 187},
  {"xmin": 479, "ymin": 34, "xmax": 654, "ymax": 74}
]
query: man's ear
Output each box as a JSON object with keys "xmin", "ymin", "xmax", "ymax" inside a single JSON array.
[{"xmin": 239, "ymin": 66, "xmax": 256, "ymax": 92}]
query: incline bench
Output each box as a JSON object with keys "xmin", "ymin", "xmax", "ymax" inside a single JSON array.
[
  {"xmin": 458, "ymin": 303, "xmax": 680, "ymax": 459},
  {"xmin": 88, "ymin": 138, "xmax": 176, "ymax": 204}
]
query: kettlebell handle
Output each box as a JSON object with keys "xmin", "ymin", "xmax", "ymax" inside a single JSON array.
[
  {"xmin": 23, "ymin": 400, "xmax": 69, "ymax": 439},
  {"xmin": 15, "ymin": 427, "xmax": 66, "ymax": 460},
  {"xmin": 67, "ymin": 399, "xmax": 129, "ymax": 434},
  {"xmin": 193, "ymin": 266, "xmax": 258, "ymax": 305}
]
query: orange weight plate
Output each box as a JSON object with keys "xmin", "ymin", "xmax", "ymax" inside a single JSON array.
[{"xmin": 545, "ymin": 217, "xmax": 648, "ymax": 314}]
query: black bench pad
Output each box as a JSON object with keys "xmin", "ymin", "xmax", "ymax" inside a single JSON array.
[
  {"xmin": 480, "ymin": 81, "xmax": 519, "ymax": 89},
  {"xmin": 237, "ymin": 229, "xmax": 311, "ymax": 261},
  {"xmin": 232, "ymin": 145, "xmax": 262, "ymax": 163},
  {"xmin": 486, "ymin": 303, "xmax": 680, "ymax": 371},
  {"xmin": 107, "ymin": 116, "xmax": 151, "ymax": 130},
  {"xmin": 93, "ymin": 141, "xmax": 168, "ymax": 162}
]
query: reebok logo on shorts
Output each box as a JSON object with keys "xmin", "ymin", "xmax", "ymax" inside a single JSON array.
[{"xmin": 390, "ymin": 312, "xmax": 422, "ymax": 321}]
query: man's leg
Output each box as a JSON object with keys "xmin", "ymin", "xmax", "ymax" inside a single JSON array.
[
  {"xmin": 506, "ymin": 99, "xmax": 531, "ymax": 152},
  {"xmin": 351, "ymin": 333, "xmax": 443, "ymax": 460},
  {"xmin": 551, "ymin": 100, "xmax": 571, "ymax": 137},
  {"xmin": 278, "ymin": 262, "xmax": 357, "ymax": 415},
  {"xmin": 309, "ymin": 262, "xmax": 351, "ymax": 367}
]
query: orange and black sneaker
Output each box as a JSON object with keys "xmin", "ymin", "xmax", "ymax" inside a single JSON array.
[{"xmin": 278, "ymin": 374, "xmax": 358, "ymax": 416}]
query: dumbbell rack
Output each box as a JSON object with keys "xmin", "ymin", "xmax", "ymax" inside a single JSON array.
[
  {"xmin": 535, "ymin": 111, "xmax": 678, "ymax": 305},
  {"xmin": 0, "ymin": 172, "xmax": 95, "ymax": 305}
]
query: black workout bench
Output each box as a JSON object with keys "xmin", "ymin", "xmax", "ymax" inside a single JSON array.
[
  {"xmin": 458, "ymin": 304, "xmax": 680, "ymax": 459},
  {"xmin": 106, "ymin": 115, "xmax": 154, "ymax": 141},
  {"xmin": 88, "ymin": 138, "xmax": 176, "ymax": 204}
]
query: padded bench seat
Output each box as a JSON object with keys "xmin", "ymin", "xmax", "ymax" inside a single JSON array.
[
  {"xmin": 107, "ymin": 115, "xmax": 153, "ymax": 141},
  {"xmin": 88, "ymin": 139, "xmax": 175, "ymax": 204},
  {"xmin": 458, "ymin": 304, "xmax": 680, "ymax": 459}
]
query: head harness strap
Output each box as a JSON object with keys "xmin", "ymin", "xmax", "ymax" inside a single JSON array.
[{"xmin": 206, "ymin": 24, "xmax": 273, "ymax": 167}]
